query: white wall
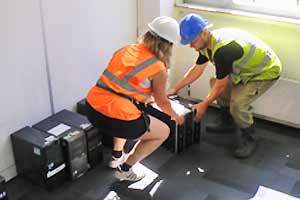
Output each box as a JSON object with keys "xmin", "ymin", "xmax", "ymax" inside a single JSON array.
[
  {"xmin": 0, "ymin": 0, "xmax": 138, "ymax": 181},
  {"xmin": 137, "ymin": 0, "xmax": 176, "ymax": 36},
  {"xmin": 138, "ymin": 0, "xmax": 160, "ymax": 36},
  {"xmin": 42, "ymin": 1, "xmax": 138, "ymax": 112},
  {"xmin": 160, "ymin": 0, "xmax": 176, "ymax": 16},
  {"xmin": 0, "ymin": 0, "xmax": 52, "ymax": 180}
]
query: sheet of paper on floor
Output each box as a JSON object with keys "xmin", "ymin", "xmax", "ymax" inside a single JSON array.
[{"xmin": 250, "ymin": 186, "xmax": 300, "ymax": 200}]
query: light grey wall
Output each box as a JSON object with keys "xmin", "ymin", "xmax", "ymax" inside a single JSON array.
[
  {"xmin": 137, "ymin": 0, "xmax": 160, "ymax": 36},
  {"xmin": 160, "ymin": 0, "xmax": 176, "ymax": 16},
  {"xmin": 0, "ymin": 0, "xmax": 137, "ymax": 181},
  {"xmin": 42, "ymin": 1, "xmax": 138, "ymax": 112},
  {"xmin": 137, "ymin": 0, "xmax": 176, "ymax": 36},
  {"xmin": 0, "ymin": 0, "xmax": 52, "ymax": 180}
]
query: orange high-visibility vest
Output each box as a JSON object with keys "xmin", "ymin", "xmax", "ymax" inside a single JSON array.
[{"xmin": 86, "ymin": 44, "xmax": 165, "ymax": 120}]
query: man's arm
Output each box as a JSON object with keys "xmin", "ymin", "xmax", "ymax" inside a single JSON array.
[
  {"xmin": 203, "ymin": 75, "xmax": 230, "ymax": 106},
  {"xmin": 193, "ymin": 75, "xmax": 230, "ymax": 122},
  {"xmin": 171, "ymin": 62, "xmax": 208, "ymax": 94},
  {"xmin": 193, "ymin": 42, "xmax": 242, "ymax": 122}
]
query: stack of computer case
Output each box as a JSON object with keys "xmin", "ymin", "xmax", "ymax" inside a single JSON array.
[
  {"xmin": 146, "ymin": 95, "xmax": 203, "ymax": 153},
  {"xmin": 33, "ymin": 118, "xmax": 89, "ymax": 181},
  {"xmin": 48, "ymin": 109, "xmax": 103, "ymax": 169}
]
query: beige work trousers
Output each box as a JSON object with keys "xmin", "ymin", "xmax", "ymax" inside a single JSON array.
[{"xmin": 210, "ymin": 77, "xmax": 277, "ymax": 129}]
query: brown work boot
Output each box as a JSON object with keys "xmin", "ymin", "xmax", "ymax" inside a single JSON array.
[
  {"xmin": 234, "ymin": 126, "xmax": 257, "ymax": 159},
  {"xmin": 206, "ymin": 107, "xmax": 236, "ymax": 132}
]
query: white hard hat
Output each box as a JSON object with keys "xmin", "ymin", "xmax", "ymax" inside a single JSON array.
[{"xmin": 148, "ymin": 16, "xmax": 180, "ymax": 44}]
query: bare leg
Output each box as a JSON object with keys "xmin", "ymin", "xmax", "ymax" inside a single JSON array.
[
  {"xmin": 113, "ymin": 137, "xmax": 126, "ymax": 151},
  {"xmin": 108, "ymin": 137, "xmax": 127, "ymax": 168},
  {"xmin": 125, "ymin": 116, "xmax": 170, "ymax": 166}
]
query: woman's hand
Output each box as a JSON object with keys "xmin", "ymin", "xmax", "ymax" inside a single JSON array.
[
  {"xmin": 173, "ymin": 114, "xmax": 185, "ymax": 125},
  {"xmin": 166, "ymin": 88, "xmax": 178, "ymax": 96},
  {"xmin": 144, "ymin": 96, "xmax": 155, "ymax": 105}
]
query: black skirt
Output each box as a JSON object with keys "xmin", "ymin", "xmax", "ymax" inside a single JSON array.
[{"xmin": 85, "ymin": 101, "xmax": 150, "ymax": 140}]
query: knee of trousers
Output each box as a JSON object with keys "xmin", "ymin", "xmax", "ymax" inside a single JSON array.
[
  {"xmin": 230, "ymin": 101, "xmax": 253, "ymax": 127},
  {"xmin": 229, "ymin": 100, "xmax": 243, "ymax": 120}
]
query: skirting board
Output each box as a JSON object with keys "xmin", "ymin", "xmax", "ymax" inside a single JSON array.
[{"xmin": 0, "ymin": 165, "xmax": 16, "ymax": 181}]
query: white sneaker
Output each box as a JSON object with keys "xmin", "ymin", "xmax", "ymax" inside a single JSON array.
[
  {"xmin": 108, "ymin": 153, "xmax": 128, "ymax": 169},
  {"xmin": 115, "ymin": 166, "xmax": 145, "ymax": 182}
]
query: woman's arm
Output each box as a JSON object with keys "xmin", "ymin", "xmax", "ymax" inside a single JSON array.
[{"xmin": 151, "ymin": 70, "xmax": 185, "ymax": 125}]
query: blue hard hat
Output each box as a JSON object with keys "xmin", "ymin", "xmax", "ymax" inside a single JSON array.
[{"xmin": 180, "ymin": 13, "xmax": 209, "ymax": 45}]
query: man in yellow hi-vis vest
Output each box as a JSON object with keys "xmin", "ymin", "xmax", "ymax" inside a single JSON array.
[{"xmin": 168, "ymin": 13, "xmax": 281, "ymax": 158}]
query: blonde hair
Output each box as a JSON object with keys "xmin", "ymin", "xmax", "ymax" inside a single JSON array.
[{"xmin": 138, "ymin": 31, "xmax": 173, "ymax": 68}]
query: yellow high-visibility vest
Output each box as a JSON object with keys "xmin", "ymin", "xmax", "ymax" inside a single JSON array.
[{"xmin": 200, "ymin": 28, "xmax": 281, "ymax": 84}]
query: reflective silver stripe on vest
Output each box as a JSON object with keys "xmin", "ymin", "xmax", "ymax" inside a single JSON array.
[
  {"xmin": 212, "ymin": 37, "xmax": 221, "ymax": 52},
  {"xmin": 123, "ymin": 57, "xmax": 158, "ymax": 82},
  {"xmin": 213, "ymin": 37, "xmax": 273, "ymax": 84},
  {"xmin": 234, "ymin": 44, "xmax": 256, "ymax": 74},
  {"xmin": 213, "ymin": 37, "xmax": 257, "ymax": 75},
  {"xmin": 98, "ymin": 71, "xmax": 149, "ymax": 97},
  {"xmin": 211, "ymin": 37, "xmax": 221, "ymax": 62},
  {"xmin": 241, "ymin": 50, "xmax": 272, "ymax": 84},
  {"xmin": 96, "ymin": 57, "xmax": 158, "ymax": 99}
]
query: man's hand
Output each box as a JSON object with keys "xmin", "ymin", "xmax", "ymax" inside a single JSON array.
[
  {"xmin": 192, "ymin": 102, "xmax": 208, "ymax": 122},
  {"xmin": 166, "ymin": 88, "xmax": 178, "ymax": 96}
]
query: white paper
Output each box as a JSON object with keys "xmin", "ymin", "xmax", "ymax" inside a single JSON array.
[
  {"xmin": 152, "ymin": 100, "xmax": 191, "ymax": 115},
  {"xmin": 128, "ymin": 163, "xmax": 159, "ymax": 190},
  {"xmin": 103, "ymin": 191, "xmax": 120, "ymax": 200},
  {"xmin": 47, "ymin": 123, "xmax": 71, "ymax": 136},
  {"xmin": 250, "ymin": 186, "xmax": 300, "ymax": 200}
]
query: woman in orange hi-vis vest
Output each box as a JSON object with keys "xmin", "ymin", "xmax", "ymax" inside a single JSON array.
[{"xmin": 85, "ymin": 16, "xmax": 185, "ymax": 182}]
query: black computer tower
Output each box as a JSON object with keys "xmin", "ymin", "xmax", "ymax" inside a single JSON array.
[
  {"xmin": 33, "ymin": 119, "xmax": 89, "ymax": 180},
  {"xmin": 0, "ymin": 176, "xmax": 7, "ymax": 200},
  {"xmin": 146, "ymin": 104, "xmax": 187, "ymax": 153},
  {"xmin": 169, "ymin": 95, "xmax": 202, "ymax": 145},
  {"xmin": 11, "ymin": 126, "xmax": 67, "ymax": 191},
  {"xmin": 48, "ymin": 109, "xmax": 103, "ymax": 169},
  {"xmin": 146, "ymin": 96, "xmax": 203, "ymax": 153},
  {"xmin": 77, "ymin": 99, "xmax": 88, "ymax": 116},
  {"xmin": 77, "ymin": 99, "xmax": 113, "ymax": 147}
]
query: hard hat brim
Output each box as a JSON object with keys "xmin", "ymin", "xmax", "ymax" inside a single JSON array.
[
  {"xmin": 148, "ymin": 23, "xmax": 179, "ymax": 44},
  {"xmin": 181, "ymin": 37, "xmax": 193, "ymax": 45},
  {"xmin": 180, "ymin": 23, "xmax": 213, "ymax": 45}
]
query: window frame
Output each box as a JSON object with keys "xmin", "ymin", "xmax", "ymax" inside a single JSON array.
[{"xmin": 177, "ymin": 0, "xmax": 300, "ymax": 24}]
